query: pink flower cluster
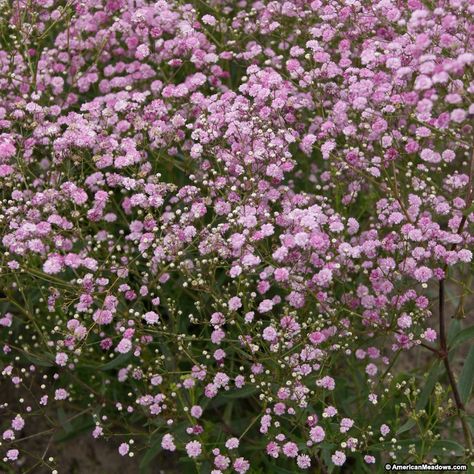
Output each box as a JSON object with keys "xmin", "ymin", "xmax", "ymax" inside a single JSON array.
[{"xmin": 0, "ymin": 0, "xmax": 473, "ymax": 471}]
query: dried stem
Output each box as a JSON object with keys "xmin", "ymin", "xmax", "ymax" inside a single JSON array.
[
  {"xmin": 437, "ymin": 148, "xmax": 474, "ymax": 456},
  {"xmin": 438, "ymin": 280, "xmax": 473, "ymax": 454}
]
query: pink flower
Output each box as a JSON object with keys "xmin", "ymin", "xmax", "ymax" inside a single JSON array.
[
  {"xmin": 422, "ymin": 328, "xmax": 437, "ymax": 342},
  {"xmin": 282, "ymin": 441, "xmax": 298, "ymax": 458},
  {"xmin": 185, "ymin": 440, "xmax": 202, "ymax": 458},
  {"xmin": 93, "ymin": 309, "xmax": 113, "ymax": 325},
  {"xmin": 135, "ymin": 44, "xmax": 150, "ymax": 60},
  {"xmin": 143, "ymin": 311, "xmax": 159, "ymax": 324},
  {"xmin": 258, "ymin": 299, "xmax": 273, "ymax": 313},
  {"xmin": 413, "ymin": 266, "xmax": 433, "ymax": 283},
  {"xmin": 0, "ymin": 164, "xmax": 13, "ymax": 176},
  {"xmin": 118, "ymin": 443, "xmax": 129, "ymax": 456},
  {"xmin": 233, "ymin": 457, "xmax": 250, "ymax": 473},
  {"xmin": 190, "ymin": 405, "xmax": 203, "ymax": 418},
  {"xmin": 266, "ymin": 441, "xmax": 280, "ymax": 458},
  {"xmin": 331, "ymin": 450, "xmax": 346, "ymax": 466},
  {"xmin": 6, "ymin": 449, "xmax": 19, "ymax": 461},
  {"xmin": 214, "ymin": 454, "xmax": 230, "ymax": 470},
  {"xmin": 364, "ymin": 455, "xmax": 376, "ymax": 464},
  {"xmin": 43, "ymin": 255, "xmax": 64, "ymax": 274},
  {"xmin": 397, "ymin": 314, "xmax": 412, "ymax": 329},
  {"xmin": 262, "ymin": 326, "xmax": 277, "ymax": 342},
  {"xmin": 54, "ymin": 389, "xmax": 69, "ymax": 400},
  {"xmin": 225, "ymin": 437, "xmax": 239, "ymax": 450},
  {"xmin": 202, "ymin": 14, "xmax": 216, "ymax": 26},
  {"xmin": 316, "ymin": 376, "xmax": 335, "ymax": 390},
  {"xmin": 340, "ymin": 418, "xmax": 354, "ymax": 433},
  {"xmin": 310, "ymin": 426, "xmax": 325, "ymax": 443},
  {"xmin": 228, "ymin": 297, "xmax": 242, "ymax": 311},
  {"xmin": 274, "ymin": 268, "xmax": 289, "ymax": 282},
  {"xmin": 0, "ymin": 140, "xmax": 15, "ymax": 159},
  {"xmin": 380, "ymin": 424, "xmax": 390, "ymax": 436},
  {"xmin": 297, "ymin": 454, "xmax": 311, "ymax": 469},
  {"xmin": 3, "ymin": 429, "xmax": 14, "ymax": 440},
  {"xmin": 309, "ymin": 331, "xmax": 326, "ymax": 345},
  {"xmin": 365, "ymin": 363, "xmax": 377, "ymax": 377},
  {"xmin": 116, "ymin": 338, "xmax": 132, "ymax": 354},
  {"xmin": 11, "ymin": 415, "xmax": 25, "ymax": 431},
  {"xmin": 161, "ymin": 434, "xmax": 176, "ymax": 451},
  {"xmin": 55, "ymin": 352, "xmax": 68, "ymax": 367}
]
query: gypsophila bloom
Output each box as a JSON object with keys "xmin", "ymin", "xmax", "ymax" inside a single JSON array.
[
  {"xmin": 185, "ymin": 441, "xmax": 202, "ymax": 458},
  {"xmin": 364, "ymin": 455, "xmax": 376, "ymax": 464},
  {"xmin": 233, "ymin": 458, "xmax": 250, "ymax": 473},
  {"xmin": 161, "ymin": 434, "xmax": 176, "ymax": 452},
  {"xmin": 340, "ymin": 418, "xmax": 354, "ymax": 433},
  {"xmin": 6, "ymin": 449, "xmax": 19, "ymax": 461},
  {"xmin": 380, "ymin": 424, "xmax": 391, "ymax": 437},
  {"xmin": 331, "ymin": 451, "xmax": 347, "ymax": 467},
  {"xmin": 1, "ymin": 0, "xmax": 473, "ymax": 470},
  {"xmin": 225, "ymin": 438, "xmax": 239, "ymax": 450},
  {"xmin": 116, "ymin": 339, "xmax": 133, "ymax": 354},
  {"xmin": 310, "ymin": 426, "xmax": 325, "ymax": 443},
  {"xmin": 11, "ymin": 415, "xmax": 24, "ymax": 431},
  {"xmin": 297, "ymin": 454, "xmax": 311, "ymax": 469},
  {"xmin": 190, "ymin": 405, "xmax": 203, "ymax": 418},
  {"xmin": 55, "ymin": 352, "xmax": 68, "ymax": 367},
  {"xmin": 143, "ymin": 311, "xmax": 159, "ymax": 324},
  {"xmin": 282, "ymin": 442, "xmax": 299, "ymax": 458},
  {"xmin": 54, "ymin": 389, "xmax": 69, "ymax": 401},
  {"xmin": 423, "ymin": 329, "xmax": 437, "ymax": 342},
  {"xmin": 118, "ymin": 443, "xmax": 129, "ymax": 456}
]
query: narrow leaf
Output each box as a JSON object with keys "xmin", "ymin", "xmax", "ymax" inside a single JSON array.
[
  {"xmin": 371, "ymin": 439, "xmax": 464, "ymax": 456},
  {"xmin": 450, "ymin": 326, "xmax": 474, "ymax": 350},
  {"xmin": 458, "ymin": 346, "xmax": 474, "ymax": 405},
  {"xmin": 397, "ymin": 362, "xmax": 442, "ymax": 435},
  {"xmin": 23, "ymin": 352, "xmax": 53, "ymax": 368},
  {"xmin": 100, "ymin": 352, "xmax": 132, "ymax": 371},
  {"xmin": 447, "ymin": 319, "xmax": 462, "ymax": 345},
  {"xmin": 222, "ymin": 385, "xmax": 258, "ymax": 399},
  {"xmin": 139, "ymin": 438, "xmax": 163, "ymax": 472},
  {"xmin": 57, "ymin": 407, "xmax": 72, "ymax": 434}
]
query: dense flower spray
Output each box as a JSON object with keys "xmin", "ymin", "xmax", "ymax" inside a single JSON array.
[{"xmin": 0, "ymin": 0, "xmax": 473, "ymax": 471}]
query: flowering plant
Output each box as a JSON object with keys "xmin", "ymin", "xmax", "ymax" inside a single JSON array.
[{"xmin": 0, "ymin": 0, "xmax": 473, "ymax": 472}]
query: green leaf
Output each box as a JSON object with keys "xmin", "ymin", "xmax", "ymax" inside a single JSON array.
[
  {"xmin": 447, "ymin": 319, "xmax": 463, "ymax": 346},
  {"xmin": 352, "ymin": 454, "xmax": 378, "ymax": 473},
  {"xmin": 199, "ymin": 461, "xmax": 212, "ymax": 474},
  {"xmin": 396, "ymin": 419, "xmax": 416, "ymax": 435},
  {"xmin": 54, "ymin": 418, "xmax": 95, "ymax": 443},
  {"xmin": 321, "ymin": 447, "xmax": 336, "ymax": 473},
  {"xmin": 223, "ymin": 399, "xmax": 234, "ymax": 425},
  {"xmin": 139, "ymin": 438, "xmax": 163, "ymax": 472},
  {"xmin": 222, "ymin": 385, "xmax": 258, "ymax": 399},
  {"xmin": 466, "ymin": 415, "xmax": 474, "ymax": 436},
  {"xmin": 459, "ymin": 346, "xmax": 474, "ymax": 405},
  {"xmin": 462, "ymin": 202, "xmax": 474, "ymax": 216},
  {"xmin": 450, "ymin": 326, "xmax": 474, "ymax": 350},
  {"xmin": 371, "ymin": 439, "xmax": 464, "ymax": 457},
  {"xmin": 271, "ymin": 465, "xmax": 297, "ymax": 474},
  {"xmin": 397, "ymin": 361, "xmax": 443, "ymax": 435},
  {"xmin": 23, "ymin": 352, "xmax": 53, "ymax": 367},
  {"xmin": 57, "ymin": 407, "xmax": 72, "ymax": 434},
  {"xmin": 430, "ymin": 440, "xmax": 464, "ymax": 456},
  {"xmin": 415, "ymin": 362, "xmax": 443, "ymax": 409},
  {"xmin": 100, "ymin": 352, "xmax": 132, "ymax": 371}
]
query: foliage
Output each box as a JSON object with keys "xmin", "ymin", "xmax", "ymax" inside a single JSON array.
[{"xmin": 0, "ymin": 0, "xmax": 473, "ymax": 472}]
